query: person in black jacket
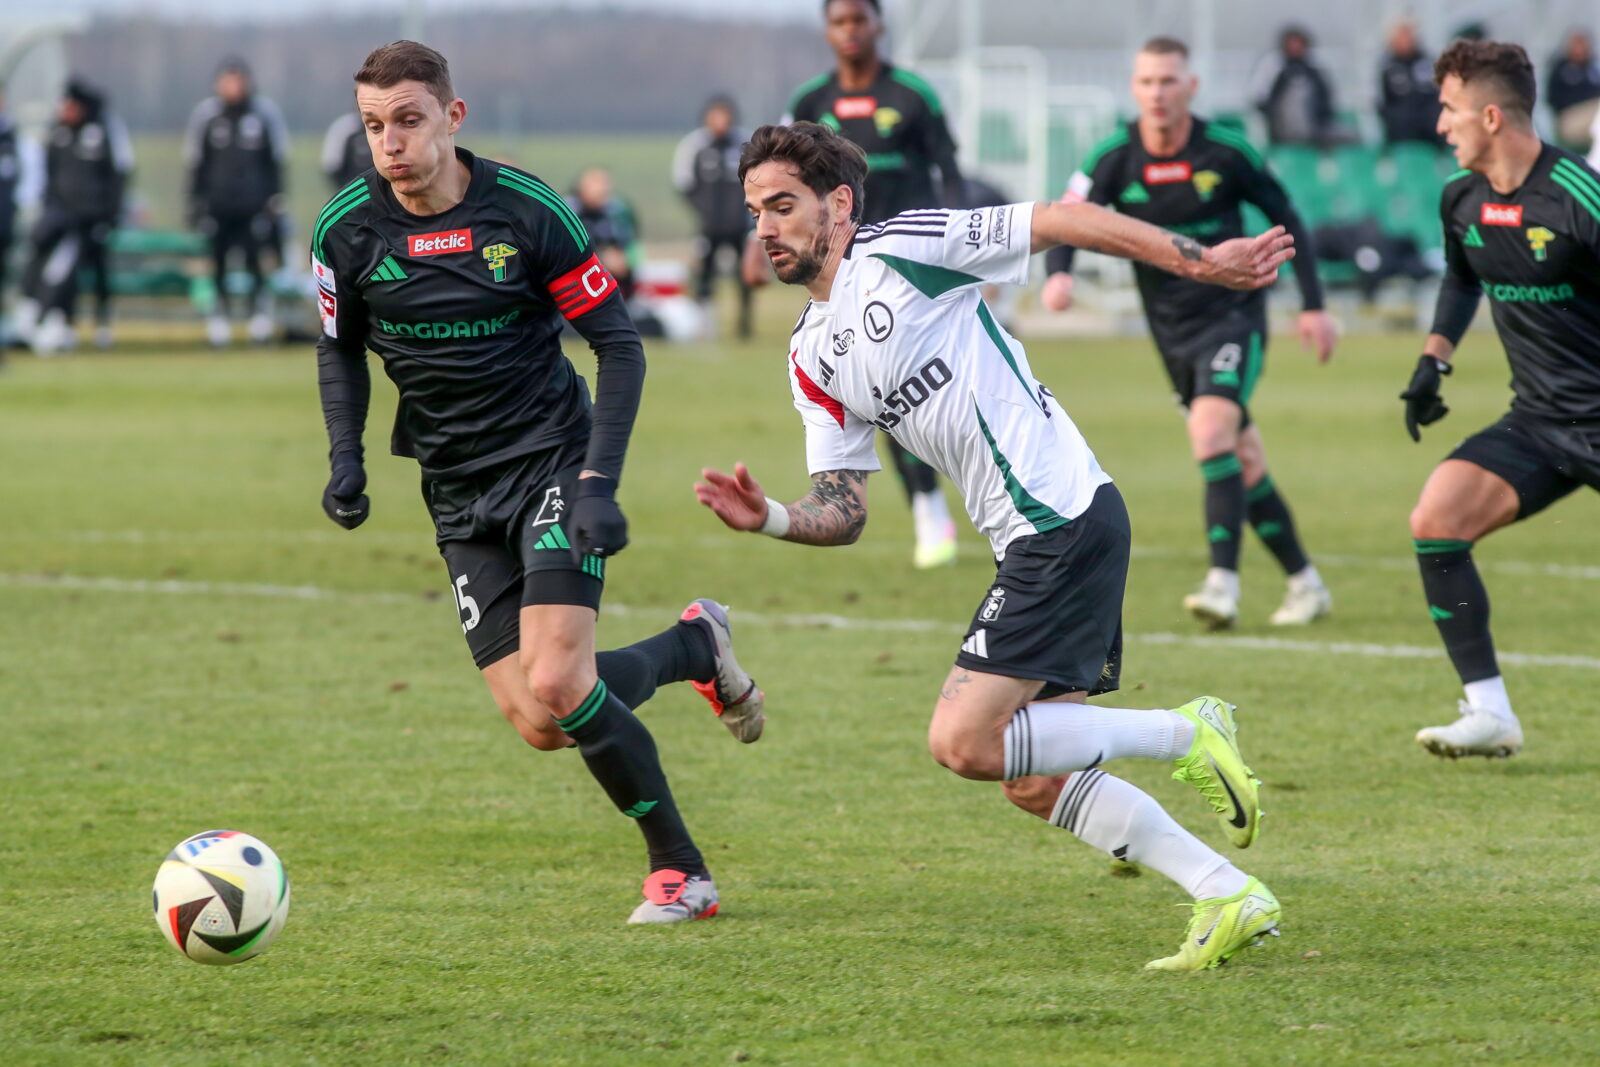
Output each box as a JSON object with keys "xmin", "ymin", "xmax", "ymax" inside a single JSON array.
[
  {"xmin": 1378, "ymin": 20, "xmax": 1443, "ymax": 145},
  {"xmin": 1251, "ymin": 26, "xmax": 1340, "ymax": 146},
  {"xmin": 184, "ymin": 58, "xmax": 289, "ymax": 346},
  {"xmin": 1547, "ymin": 29, "xmax": 1600, "ymax": 150},
  {"xmin": 672, "ymin": 95, "xmax": 753, "ymax": 338},
  {"xmin": 20, "ymin": 79, "xmax": 132, "ymax": 354}
]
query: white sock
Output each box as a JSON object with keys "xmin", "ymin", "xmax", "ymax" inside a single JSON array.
[
  {"xmin": 911, "ymin": 488, "xmax": 951, "ymax": 543},
  {"xmin": 1003, "ymin": 703, "xmax": 1195, "ymax": 780},
  {"xmin": 1288, "ymin": 563, "xmax": 1323, "ymax": 590},
  {"xmin": 1205, "ymin": 567, "xmax": 1240, "ymax": 599},
  {"xmin": 1463, "ymin": 676, "xmax": 1516, "ymax": 723},
  {"xmin": 1052, "ymin": 770, "xmax": 1248, "ymax": 900}
]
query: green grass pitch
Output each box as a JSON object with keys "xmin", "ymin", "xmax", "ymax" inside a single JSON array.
[{"xmin": 1, "ymin": 309, "xmax": 1597, "ymax": 1064}]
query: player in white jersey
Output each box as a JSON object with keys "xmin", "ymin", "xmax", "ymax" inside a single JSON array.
[{"xmin": 696, "ymin": 122, "xmax": 1292, "ymax": 970}]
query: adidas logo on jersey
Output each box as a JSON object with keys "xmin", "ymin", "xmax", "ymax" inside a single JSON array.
[{"xmin": 961, "ymin": 628, "xmax": 990, "ymax": 658}]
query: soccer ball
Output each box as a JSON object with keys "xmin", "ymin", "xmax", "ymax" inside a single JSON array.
[{"xmin": 152, "ymin": 830, "xmax": 291, "ymax": 965}]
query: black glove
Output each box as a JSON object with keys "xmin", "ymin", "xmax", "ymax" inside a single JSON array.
[
  {"xmin": 322, "ymin": 457, "xmax": 370, "ymax": 529},
  {"xmin": 1400, "ymin": 355, "xmax": 1452, "ymax": 442},
  {"xmin": 570, "ymin": 476, "xmax": 628, "ymax": 559}
]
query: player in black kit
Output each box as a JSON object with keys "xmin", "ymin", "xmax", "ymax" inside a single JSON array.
[
  {"xmin": 1402, "ymin": 41, "xmax": 1600, "ymax": 759},
  {"xmin": 1043, "ymin": 37, "xmax": 1337, "ymax": 630},
  {"xmin": 759, "ymin": 0, "xmax": 966, "ymax": 568},
  {"xmin": 313, "ymin": 42, "xmax": 765, "ymax": 922}
]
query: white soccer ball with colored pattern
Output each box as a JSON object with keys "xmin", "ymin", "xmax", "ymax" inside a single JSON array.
[{"xmin": 152, "ymin": 830, "xmax": 290, "ymax": 965}]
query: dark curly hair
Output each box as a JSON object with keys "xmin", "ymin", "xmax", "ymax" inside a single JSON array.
[{"xmin": 738, "ymin": 122, "xmax": 869, "ymax": 222}]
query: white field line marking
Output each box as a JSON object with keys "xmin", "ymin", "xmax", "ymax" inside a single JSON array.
[
  {"xmin": 5, "ymin": 571, "xmax": 1599, "ymax": 672},
  {"xmin": 12, "ymin": 530, "xmax": 1600, "ymax": 582}
]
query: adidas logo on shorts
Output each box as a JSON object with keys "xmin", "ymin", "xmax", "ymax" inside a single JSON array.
[{"xmin": 961, "ymin": 628, "xmax": 990, "ymax": 658}]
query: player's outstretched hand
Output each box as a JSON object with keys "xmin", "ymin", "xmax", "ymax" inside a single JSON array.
[
  {"xmin": 695, "ymin": 462, "xmax": 768, "ymax": 532},
  {"xmin": 322, "ymin": 459, "xmax": 370, "ymax": 530},
  {"xmin": 571, "ymin": 476, "xmax": 629, "ymax": 558},
  {"xmin": 1298, "ymin": 309, "xmax": 1338, "ymax": 364},
  {"xmin": 1400, "ymin": 354, "xmax": 1452, "ymax": 441},
  {"xmin": 1197, "ymin": 225, "xmax": 1295, "ymax": 290},
  {"xmin": 1040, "ymin": 272, "xmax": 1075, "ymax": 312}
]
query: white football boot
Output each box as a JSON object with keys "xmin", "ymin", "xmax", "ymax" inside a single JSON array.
[
  {"xmin": 1183, "ymin": 569, "xmax": 1239, "ymax": 630},
  {"xmin": 680, "ymin": 598, "xmax": 765, "ymax": 743},
  {"xmin": 1416, "ymin": 702, "xmax": 1523, "ymax": 759},
  {"xmin": 627, "ymin": 869, "xmax": 719, "ymax": 924},
  {"xmin": 206, "ymin": 314, "xmax": 232, "ymax": 348},
  {"xmin": 1269, "ymin": 575, "xmax": 1332, "ymax": 625},
  {"xmin": 247, "ymin": 311, "xmax": 275, "ymax": 344}
]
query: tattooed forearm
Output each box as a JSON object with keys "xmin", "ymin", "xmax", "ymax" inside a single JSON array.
[
  {"xmin": 783, "ymin": 469, "xmax": 870, "ymax": 546},
  {"xmin": 1171, "ymin": 234, "xmax": 1204, "ymax": 261}
]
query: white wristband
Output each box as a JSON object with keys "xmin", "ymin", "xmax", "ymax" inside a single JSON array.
[{"xmin": 758, "ymin": 498, "xmax": 790, "ymax": 538}]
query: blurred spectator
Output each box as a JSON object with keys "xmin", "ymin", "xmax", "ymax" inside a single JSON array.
[
  {"xmin": 566, "ymin": 167, "xmax": 641, "ymax": 299},
  {"xmin": 184, "ymin": 57, "xmax": 289, "ymax": 347},
  {"xmin": 1378, "ymin": 20, "xmax": 1443, "ymax": 145},
  {"xmin": 19, "ymin": 79, "xmax": 132, "ymax": 354},
  {"xmin": 671, "ymin": 95, "xmax": 753, "ymax": 338},
  {"xmin": 1251, "ymin": 26, "xmax": 1341, "ymax": 145},
  {"xmin": 0, "ymin": 85, "xmax": 44, "ymax": 348},
  {"xmin": 321, "ymin": 110, "xmax": 370, "ymax": 191},
  {"xmin": 1547, "ymin": 30, "xmax": 1600, "ymax": 151}
]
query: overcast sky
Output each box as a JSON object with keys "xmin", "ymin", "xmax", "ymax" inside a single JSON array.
[{"xmin": 0, "ymin": 0, "xmax": 824, "ymax": 21}]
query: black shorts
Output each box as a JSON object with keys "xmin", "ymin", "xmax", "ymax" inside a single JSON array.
[
  {"xmin": 422, "ymin": 441, "xmax": 605, "ymax": 669},
  {"xmin": 955, "ymin": 481, "xmax": 1129, "ymax": 698},
  {"xmin": 1152, "ymin": 306, "xmax": 1266, "ymax": 427},
  {"xmin": 1447, "ymin": 411, "xmax": 1600, "ymax": 520}
]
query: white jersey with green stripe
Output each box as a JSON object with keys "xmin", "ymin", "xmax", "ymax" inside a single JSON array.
[{"xmin": 788, "ymin": 201, "xmax": 1112, "ymax": 559}]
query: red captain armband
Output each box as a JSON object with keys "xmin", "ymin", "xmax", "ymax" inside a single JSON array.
[{"xmin": 548, "ymin": 253, "xmax": 619, "ymax": 319}]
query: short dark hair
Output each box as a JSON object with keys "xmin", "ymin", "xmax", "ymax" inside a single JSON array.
[
  {"xmin": 354, "ymin": 40, "xmax": 454, "ymax": 109},
  {"xmin": 739, "ymin": 122, "xmax": 868, "ymax": 221},
  {"xmin": 824, "ymin": 0, "xmax": 881, "ymax": 16},
  {"xmin": 1434, "ymin": 39, "xmax": 1536, "ymax": 119},
  {"xmin": 1140, "ymin": 36, "xmax": 1189, "ymax": 59}
]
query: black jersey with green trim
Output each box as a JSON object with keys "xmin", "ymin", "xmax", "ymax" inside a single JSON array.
[
  {"xmin": 1434, "ymin": 145, "xmax": 1600, "ymax": 423},
  {"xmin": 1045, "ymin": 118, "xmax": 1323, "ymax": 337},
  {"xmin": 786, "ymin": 61, "xmax": 961, "ymax": 224},
  {"xmin": 312, "ymin": 148, "xmax": 627, "ymax": 479}
]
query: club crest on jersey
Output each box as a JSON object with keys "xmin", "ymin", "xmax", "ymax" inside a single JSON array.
[
  {"xmin": 1525, "ymin": 226, "xmax": 1555, "ymax": 261},
  {"xmin": 529, "ymin": 485, "xmax": 565, "ymax": 527},
  {"xmin": 1144, "ymin": 161, "xmax": 1192, "ymax": 185},
  {"xmin": 873, "ymin": 106, "xmax": 903, "ymax": 137},
  {"xmin": 1481, "ymin": 203, "xmax": 1522, "ymax": 226},
  {"xmin": 1192, "ymin": 169, "xmax": 1222, "ymax": 201},
  {"xmin": 863, "ymin": 301, "xmax": 895, "ymax": 343},
  {"xmin": 408, "ymin": 228, "xmax": 474, "ymax": 256},
  {"xmin": 482, "ymin": 243, "xmax": 519, "ymax": 283}
]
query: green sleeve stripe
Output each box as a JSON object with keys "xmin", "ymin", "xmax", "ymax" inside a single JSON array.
[
  {"xmin": 497, "ymin": 167, "xmax": 591, "ymax": 244},
  {"xmin": 1079, "ymin": 128, "xmax": 1130, "ymax": 175},
  {"xmin": 888, "ymin": 67, "xmax": 944, "ymax": 115},
  {"xmin": 976, "ymin": 300, "xmax": 1034, "ymax": 400},
  {"xmin": 788, "ymin": 73, "xmax": 832, "ymax": 116},
  {"xmin": 496, "ymin": 173, "xmax": 590, "ymax": 250},
  {"xmin": 313, "ymin": 193, "xmax": 370, "ymax": 259},
  {"xmin": 1204, "ymin": 125, "xmax": 1265, "ymax": 170},
  {"xmin": 974, "ymin": 401, "xmax": 1068, "ymax": 533},
  {"xmin": 312, "ymin": 177, "xmax": 366, "ymax": 227},
  {"xmin": 1552, "ymin": 159, "xmax": 1600, "ymax": 222},
  {"xmin": 869, "ymin": 252, "xmax": 981, "ymax": 298},
  {"xmin": 1445, "ymin": 168, "xmax": 1472, "ymax": 183},
  {"xmin": 313, "ymin": 182, "xmax": 369, "ymax": 236}
]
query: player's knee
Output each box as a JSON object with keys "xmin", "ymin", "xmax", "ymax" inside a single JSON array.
[
  {"xmin": 927, "ymin": 728, "xmax": 1002, "ymax": 781},
  {"xmin": 523, "ymin": 667, "xmax": 590, "ymax": 719},
  {"xmin": 1409, "ymin": 499, "xmax": 1467, "ymax": 541}
]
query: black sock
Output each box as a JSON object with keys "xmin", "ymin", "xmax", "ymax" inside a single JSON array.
[
  {"xmin": 595, "ymin": 622, "xmax": 715, "ymax": 710},
  {"xmin": 1199, "ymin": 452, "xmax": 1245, "ymax": 570},
  {"xmin": 1246, "ymin": 474, "xmax": 1310, "ymax": 575},
  {"xmin": 888, "ymin": 436, "xmax": 939, "ymax": 499},
  {"xmin": 556, "ymin": 680, "xmax": 704, "ymax": 874},
  {"xmin": 1415, "ymin": 539, "xmax": 1499, "ymax": 683}
]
